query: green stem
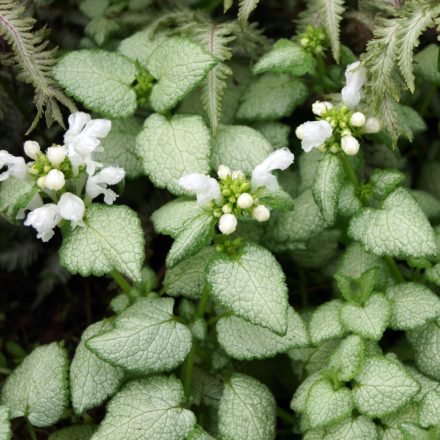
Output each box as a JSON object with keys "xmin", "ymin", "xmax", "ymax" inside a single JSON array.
[
  {"xmin": 110, "ymin": 271, "xmax": 132, "ymax": 294},
  {"xmin": 196, "ymin": 286, "xmax": 210, "ymax": 319},
  {"xmin": 340, "ymin": 154, "xmax": 359, "ymax": 187},
  {"xmin": 384, "ymin": 256, "xmax": 405, "ymax": 284},
  {"xmin": 26, "ymin": 420, "xmax": 37, "ymax": 440},
  {"xmin": 276, "ymin": 406, "xmax": 296, "ymax": 425}
]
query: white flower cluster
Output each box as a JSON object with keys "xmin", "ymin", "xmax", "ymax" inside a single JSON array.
[
  {"xmin": 296, "ymin": 61, "xmax": 381, "ymax": 156},
  {"xmin": 178, "ymin": 148, "xmax": 294, "ymax": 235},
  {"xmin": 0, "ymin": 112, "xmax": 125, "ymax": 242}
]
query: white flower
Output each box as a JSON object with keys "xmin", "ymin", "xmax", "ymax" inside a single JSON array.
[
  {"xmin": 217, "ymin": 165, "xmax": 231, "ymax": 180},
  {"xmin": 312, "ymin": 101, "xmax": 333, "ymax": 116},
  {"xmin": 219, "ymin": 213, "xmax": 237, "ymax": 235},
  {"xmin": 253, "ymin": 205, "xmax": 271, "ymax": 222},
  {"xmin": 341, "ymin": 61, "xmax": 367, "ymax": 108},
  {"xmin": 0, "ymin": 151, "xmax": 27, "ymax": 181},
  {"xmin": 178, "ymin": 173, "xmax": 221, "ymax": 207},
  {"xmin": 86, "ymin": 166, "xmax": 125, "ymax": 205},
  {"xmin": 341, "ymin": 135, "xmax": 360, "ymax": 156},
  {"xmin": 237, "ymin": 193, "xmax": 254, "ymax": 209},
  {"xmin": 350, "ymin": 112, "xmax": 366, "ymax": 127},
  {"xmin": 63, "ymin": 112, "xmax": 111, "ymax": 175},
  {"xmin": 45, "ymin": 169, "xmax": 65, "ymax": 191},
  {"xmin": 46, "ymin": 146, "xmax": 67, "ymax": 167},
  {"xmin": 24, "ymin": 203, "xmax": 61, "ymax": 242},
  {"xmin": 296, "ymin": 121, "xmax": 333, "ymax": 153},
  {"xmin": 24, "ymin": 141, "xmax": 41, "ymax": 160},
  {"xmin": 251, "ymin": 148, "xmax": 295, "ymax": 191},
  {"xmin": 58, "ymin": 192, "xmax": 85, "ymax": 226},
  {"xmin": 363, "ymin": 117, "xmax": 381, "ymax": 134}
]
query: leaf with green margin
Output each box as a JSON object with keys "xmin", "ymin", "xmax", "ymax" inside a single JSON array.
[
  {"xmin": 70, "ymin": 321, "xmax": 124, "ymax": 415},
  {"xmin": 237, "ymin": 73, "xmax": 307, "ymax": 122},
  {"xmin": 399, "ymin": 423, "xmax": 431, "ymax": 440},
  {"xmin": 378, "ymin": 403, "xmax": 419, "ymax": 440},
  {"xmin": 164, "ymin": 246, "xmax": 215, "ymax": 299},
  {"xmin": 217, "ymin": 307, "xmax": 308, "ymax": 360},
  {"xmin": 258, "ymin": 190, "xmax": 294, "ymax": 211},
  {"xmin": 305, "ymin": 379, "xmax": 353, "ymax": 429},
  {"xmin": 0, "ymin": 406, "xmax": 10, "ymax": 440},
  {"xmin": 419, "ymin": 390, "xmax": 440, "ymax": 428},
  {"xmin": 290, "ymin": 372, "xmax": 321, "ymax": 413},
  {"xmin": 309, "ymin": 300, "xmax": 345, "ymax": 345},
  {"xmin": 137, "ymin": 114, "xmax": 211, "ymax": 195},
  {"xmin": 87, "ymin": 298, "xmax": 192, "ymax": 374},
  {"xmin": 206, "ymin": 242, "xmax": 288, "ymax": 334},
  {"xmin": 91, "ymin": 376, "xmax": 196, "ymax": 440},
  {"xmin": 312, "ymin": 154, "xmax": 343, "ymax": 225},
  {"xmin": 411, "ymin": 190, "xmax": 440, "ymax": 221},
  {"xmin": 414, "ymin": 44, "xmax": 440, "ymax": 86},
  {"xmin": 395, "ymin": 105, "xmax": 427, "ymax": 135},
  {"xmin": 324, "ymin": 416, "xmax": 378, "ymax": 440},
  {"xmin": 218, "ymin": 373, "xmax": 275, "ymax": 440},
  {"xmin": 187, "ymin": 425, "xmax": 215, "ymax": 440},
  {"xmin": 425, "ymin": 263, "xmax": 440, "ymax": 287},
  {"xmin": 329, "ymin": 335, "xmax": 365, "ymax": 382},
  {"xmin": 48, "ymin": 425, "xmax": 97, "ymax": 440},
  {"xmin": 211, "ymin": 124, "xmax": 273, "ymax": 174},
  {"xmin": 0, "ymin": 177, "xmax": 38, "ymax": 222},
  {"xmin": 340, "ymin": 294, "xmax": 391, "ymax": 341},
  {"xmin": 60, "ymin": 204, "xmax": 144, "ymax": 282},
  {"xmin": 299, "ymin": 150, "xmax": 323, "ymax": 191},
  {"xmin": 406, "ymin": 366, "xmax": 440, "ymax": 403},
  {"xmin": 370, "ymin": 169, "xmax": 405, "ymax": 200},
  {"xmin": 54, "ymin": 50, "xmax": 137, "ymax": 118},
  {"xmin": 253, "ymin": 39, "xmax": 316, "ymax": 76},
  {"xmin": 353, "ymin": 357, "xmax": 420, "ymax": 418},
  {"xmin": 147, "ymin": 37, "xmax": 218, "ymax": 113},
  {"xmin": 166, "ymin": 213, "xmax": 215, "ymax": 268},
  {"xmin": 338, "ymin": 182, "xmax": 361, "ymax": 217},
  {"xmin": 94, "ymin": 118, "xmax": 143, "ymax": 179},
  {"xmin": 386, "ymin": 282, "xmax": 440, "ymax": 331},
  {"xmin": 0, "ymin": 343, "xmax": 68, "ymax": 427},
  {"xmin": 253, "ymin": 122, "xmax": 290, "ymax": 149},
  {"xmin": 349, "ymin": 188, "xmax": 437, "ymax": 259}
]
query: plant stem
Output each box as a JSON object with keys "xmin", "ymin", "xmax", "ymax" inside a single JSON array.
[
  {"xmin": 276, "ymin": 406, "xmax": 296, "ymax": 425},
  {"xmin": 340, "ymin": 154, "xmax": 359, "ymax": 187},
  {"xmin": 384, "ymin": 255, "xmax": 405, "ymax": 284},
  {"xmin": 110, "ymin": 271, "xmax": 132, "ymax": 294},
  {"xmin": 26, "ymin": 420, "xmax": 37, "ymax": 440}
]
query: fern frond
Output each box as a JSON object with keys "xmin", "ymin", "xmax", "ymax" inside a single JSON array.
[
  {"xmin": 296, "ymin": 0, "xmax": 322, "ymax": 32},
  {"xmin": 238, "ymin": 0, "xmax": 260, "ymax": 24},
  {"xmin": 0, "ymin": 0, "xmax": 76, "ymax": 132},
  {"xmin": 231, "ymin": 22, "xmax": 271, "ymax": 59},
  {"xmin": 318, "ymin": 0, "xmax": 345, "ymax": 62}
]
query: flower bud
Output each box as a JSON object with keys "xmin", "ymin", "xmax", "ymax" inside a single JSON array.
[
  {"xmin": 24, "ymin": 141, "xmax": 41, "ymax": 160},
  {"xmin": 231, "ymin": 170, "xmax": 244, "ymax": 180},
  {"xmin": 222, "ymin": 204, "xmax": 232, "ymax": 214},
  {"xmin": 295, "ymin": 124, "xmax": 305, "ymax": 140},
  {"xmin": 217, "ymin": 164, "xmax": 231, "ymax": 180},
  {"xmin": 300, "ymin": 37, "xmax": 309, "ymax": 47},
  {"xmin": 218, "ymin": 213, "xmax": 237, "ymax": 235},
  {"xmin": 253, "ymin": 205, "xmax": 270, "ymax": 222},
  {"xmin": 341, "ymin": 135, "xmax": 360, "ymax": 156},
  {"xmin": 237, "ymin": 193, "xmax": 254, "ymax": 209},
  {"xmin": 350, "ymin": 112, "xmax": 366, "ymax": 127},
  {"xmin": 312, "ymin": 101, "xmax": 332, "ymax": 116},
  {"xmin": 37, "ymin": 176, "xmax": 46, "ymax": 189},
  {"xmin": 45, "ymin": 169, "xmax": 65, "ymax": 191},
  {"xmin": 47, "ymin": 146, "xmax": 66, "ymax": 167},
  {"xmin": 363, "ymin": 117, "xmax": 381, "ymax": 134}
]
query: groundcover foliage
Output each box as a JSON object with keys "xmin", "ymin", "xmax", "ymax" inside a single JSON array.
[{"xmin": 0, "ymin": 0, "xmax": 440, "ymax": 439}]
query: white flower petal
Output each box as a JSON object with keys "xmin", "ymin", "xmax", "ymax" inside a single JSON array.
[
  {"xmin": 24, "ymin": 141, "xmax": 41, "ymax": 160},
  {"xmin": 58, "ymin": 192, "xmax": 85, "ymax": 226},
  {"xmin": 24, "ymin": 203, "xmax": 61, "ymax": 242},
  {"xmin": 45, "ymin": 169, "xmax": 65, "ymax": 191},
  {"xmin": 0, "ymin": 150, "xmax": 28, "ymax": 181},
  {"xmin": 85, "ymin": 166, "xmax": 125, "ymax": 205},
  {"xmin": 218, "ymin": 213, "xmax": 237, "ymax": 235},
  {"xmin": 341, "ymin": 61, "xmax": 367, "ymax": 108},
  {"xmin": 178, "ymin": 173, "xmax": 221, "ymax": 207},
  {"xmin": 46, "ymin": 146, "xmax": 67, "ymax": 167},
  {"xmin": 298, "ymin": 121, "xmax": 333, "ymax": 153}
]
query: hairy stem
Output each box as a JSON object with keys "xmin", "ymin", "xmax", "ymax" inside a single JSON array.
[
  {"xmin": 26, "ymin": 420, "xmax": 37, "ymax": 440},
  {"xmin": 340, "ymin": 154, "xmax": 359, "ymax": 187},
  {"xmin": 384, "ymin": 255, "xmax": 405, "ymax": 284},
  {"xmin": 276, "ymin": 406, "xmax": 296, "ymax": 425},
  {"xmin": 110, "ymin": 271, "xmax": 132, "ymax": 295}
]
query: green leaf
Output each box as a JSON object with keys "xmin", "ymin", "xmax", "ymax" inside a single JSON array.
[
  {"xmin": 348, "ymin": 188, "xmax": 437, "ymax": 259},
  {"xmin": 370, "ymin": 169, "xmax": 405, "ymax": 200},
  {"xmin": 87, "ymin": 298, "xmax": 192, "ymax": 374},
  {"xmin": 329, "ymin": 335, "xmax": 365, "ymax": 382},
  {"xmin": 206, "ymin": 242, "xmax": 288, "ymax": 334},
  {"xmin": 318, "ymin": 0, "xmax": 344, "ymax": 61},
  {"xmin": 399, "ymin": 423, "xmax": 431, "ymax": 440},
  {"xmin": 419, "ymin": 390, "xmax": 440, "ymax": 428},
  {"xmin": 378, "ymin": 403, "xmax": 419, "ymax": 440},
  {"xmin": 411, "ymin": 190, "xmax": 440, "ymax": 221},
  {"xmin": 386, "ymin": 282, "xmax": 440, "ymax": 331},
  {"xmin": 60, "ymin": 204, "xmax": 144, "ymax": 282},
  {"xmin": 305, "ymin": 380, "xmax": 353, "ymax": 429},
  {"xmin": 164, "ymin": 247, "xmax": 215, "ymax": 299},
  {"xmin": 353, "ymin": 357, "xmax": 420, "ymax": 418},
  {"xmin": 395, "ymin": 105, "xmax": 427, "ymax": 135},
  {"xmin": 187, "ymin": 426, "xmax": 215, "ymax": 440},
  {"xmin": 218, "ymin": 373, "xmax": 275, "ymax": 440},
  {"xmin": 253, "ymin": 39, "xmax": 316, "ymax": 76},
  {"xmin": 259, "ymin": 190, "xmax": 295, "ymax": 211},
  {"xmin": 415, "ymin": 44, "xmax": 440, "ymax": 85},
  {"xmin": 136, "ymin": 114, "xmax": 211, "ymax": 195},
  {"xmin": 324, "ymin": 416, "xmax": 378, "ymax": 440},
  {"xmin": 80, "ymin": 0, "xmax": 108, "ymax": 18},
  {"xmin": 236, "ymin": 73, "xmax": 308, "ymax": 122},
  {"xmin": 166, "ymin": 214, "xmax": 215, "ymax": 268},
  {"xmin": 48, "ymin": 425, "xmax": 97, "ymax": 440},
  {"xmin": 92, "ymin": 376, "xmax": 196, "ymax": 440},
  {"xmin": 54, "ymin": 50, "xmax": 137, "ymax": 118},
  {"xmin": 70, "ymin": 321, "xmax": 124, "ymax": 415},
  {"xmin": 217, "ymin": 307, "xmax": 308, "ymax": 360},
  {"xmin": 426, "ymin": 263, "xmax": 440, "ymax": 287},
  {"xmin": 290, "ymin": 372, "xmax": 321, "ymax": 413},
  {"xmin": 309, "ymin": 300, "xmax": 345, "ymax": 345},
  {"xmin": 1, "ymin": 343, "xmax": 68, "ymax": 427},
  {"xmin": 253, "ymin": 122, "xmax": 290, "ymax": 150},
  {"xmin": 151, "ymin": 199, "xmax": 203, "ymax": 239},
  {"xmin": 147, "ymin": 37, "xmax": 218, "ymax": 113},
  {"xmin": 237, "ymin": 0, "xmax": 260, "ymax": 23},
  {"xmin": 0, "ymin": 406, "xmax": 11, "ymax": 440},
  {"xmin": 335, "ymin": 267, "xmax": 378, "ymax": 304},
  {"xmin": 312, "ymin": 154, "xmax": 343, "ymax": 225},
  {"xmin": 94, "ymin": 118, "xmax": 143, "ymax": 179},
  {"xmin": 299, "ymin": 150, "xmax": 323, "ymax": 191},
  {"xmin": 0, "ymin": 177, "xmax": 37, "ymax": 222},
  {"xmin": 340, "ymin": 294, "xmax": 391, "ymax": 341},
  {"xmin": 211, "ymin": 124, "xmax": 273, "ymax": 174},
  {"xmin": 338, "ymin": 183, "xmax": 361, "ymax": 217}
]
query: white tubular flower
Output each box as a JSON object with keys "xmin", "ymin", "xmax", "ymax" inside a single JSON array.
[
  {"xmin": 217, "ymin": 165, "xmax": 231, "ymax": 180},
  {"xmin": 253, "ymin": 205, "xmax": 271, "ymax": 222},
  {"xmin": 0, "ymin": 151, "xmax": 27, "ymax": 181},
  {"xmin": 178, "ymin": 173, "xmax": 221, "ymax": 207},
  {"xmin": 24, "ymin": 203, "xmax": 61, "ymax": 242},
  {"xmin": 45, "ymin": 169, "xmax": 65, "ymax": 191},
  {"xmin": 58, "ymin": 192, "xmax": 85, "ymax": 226},
  {"xmin": 64, "ymin": 112, "xmax": 111, "ymax": 175},
  {"xmin": 251, "ymin": 148, "xmax": 295, "ymax": 192},
  {"xmin": 46, "ymin": 146, "xmax": 67, "ymax": 167},
  {"xmin": 350, "ymin": 112, "xmax": 366, "ymax": 127},
  {"xmin": 312, "ymin": 101, "xmax": 333, "ymax": 116},
  {"xmin": 363, "ymin": 117, "xmax": 381, "ymax": 134},
  {"xmin": 341, "ymin": 61, "xmax": 367, "ymax": 109},
  {"xmin": 341, "ymin": 135, "xmax": 360, "ymax": 156},
  {"xmin": 86, "ymin": 166, "xmax": 125, "ymax": 205},
  {"xmin": 24, "ymin": 141, "xmax": 41, "ymax": 160},
  {"xmin": 218, "ymin": 213, "xmax": 237, "ymax": 235},
  {"xmin": 237, "ymin": 193, "xmax": 254, "ymax": 209},
  {"xmin": 296, "ymin": 121, "xmax": 333, "ymax": 153}
]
